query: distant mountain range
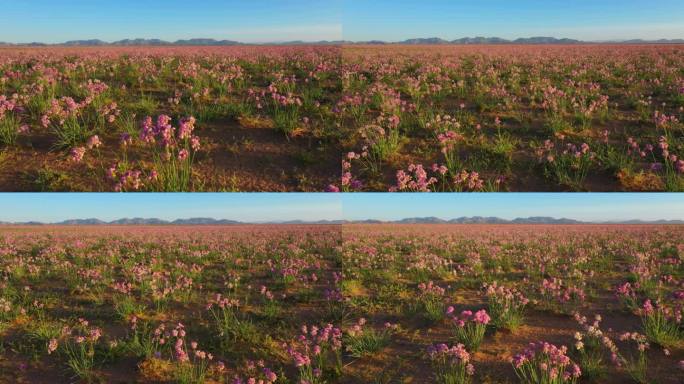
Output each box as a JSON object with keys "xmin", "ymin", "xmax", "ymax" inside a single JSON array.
[
  {"xmin": 0, "ymin": 38, "xmax": 339, "ymax": 47},
  {"xmin": 1, "ymin": 36, "xmax": 683, "ymax": 47},
  {"xmin": 0, "ymin": 217, "xmax": 681, "ymax": 226},
  {"xmin": 383, "ymin": 36, "xmax": 684, "ymax": 45},
  {"xmin": 393, "ymin": 216, "xmax": 580, "ymax": 224},
  {"xmin": 398, "ymin": 37, "xmax": 587, "ymax": 45},
  {"xmin": 53, "ymin": 218, "xmax": 244, "ymax": 225},
  {"xmin": 386, "ymin": 217, "xmax": 684, "ymax": 224}
]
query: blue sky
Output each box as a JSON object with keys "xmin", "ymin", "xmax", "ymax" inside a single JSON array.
[
  {"xmin": 0, "ymin": 0, "xmax": 342, "ymax": 43},
  {"xmin": 0, "ymin": 194, "xmax": 682, "ymax": 223},
  {"xmin": 342, "ymin": 194, "xmax": 684, "ymax": 222},
  {"xmin": 1, "ymin": 1, "xmax": 681, "ymax": 43},
  {"xmin": 0, "ymin": 194, "xmax": 342, "ymax": 222},
  {"xmin": 343, "ymin": 0, "xmax": 684, "ymax": 41}
]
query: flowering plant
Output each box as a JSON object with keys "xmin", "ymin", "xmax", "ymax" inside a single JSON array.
[
  {"xmin": 416, "ymin": 281, "xmax": 446, "ymax": 322},
  {"xmin": 426, "ymin": 343, "xmax": 475, "ymax": 384},
  {"xmin": 287, "ymin": 323, "xmax": 343, "ymax": 384},
  {"xmin": 344, "ymin": 318, "xmax": 396, "ymax": 357},
  {"xmin": 638, "ymin": 299, "xmax": 683, "ymax": 349},
  {"xmin": 139, "ymin": 115, "xmax": 201, "ymax": 191},
  {"xmin": 447, "ymin": 307, "xmax": 490, "ymax": 351},
  {"xmin": 483, "ymin": 282, "xmax": 529, "ymax": 330},
  {"xmin": 512, "ymin": 341, "xmax": 582, "ymax": 384}
]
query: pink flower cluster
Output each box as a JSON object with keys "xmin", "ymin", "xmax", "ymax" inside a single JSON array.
[
  {"xmin": 346, "ymin": 318, "xmax": 397, "ymax": 339},
  {"xmin": 426, "ymin": 343, "xmax": 475, "ymax": 375},
  {"xmin": 484, "ymin": 282, "xmax": 529, "ymax": 306},
  {"xmin": 0, "ymin": 94, "xmax": 19, "ymax": 120},
  {"xmin": 140, "ymin": 115, "xmax": 200, "ymax": 152},
  {"xmin": 512, "ymin": 341, "xmax": 581, "ymax": 381},
  {"xmin": 639, "ymin": 299, "xmax": 683, "ymax": 323},
  {"xmin": 112, "ymin": 280, "xmax": 133, "ymax": 295},
  {"xmin": 106, "ymin": 164, "xmax": 153, "ymax": 191},
  {"xmin": 446, "ymin": 308, "xmax": 491, "ymax": 327},
  {"xmin": 82, "ymin": 79, "xmax": 109, "ymax": 97},
  {"xmin": 287, "ymin": 323, "xmax": 342, "ymax": 368},
  {"xmin": 392, "ymin": 164, "xmax": 437, "ymax": 192},
  {"xmin": 335, "ymin": 93, "xmax": 370, "ymax": 114},
  {"xmin": 418, "ymin": 281, "xmax": 446, "ymax": 298},
  {"xmin": 340, "ymin": 152, "xmax": 363, "ymax": 191},
  {"xmin": 205, "ymin": 293, "xmax": 240, "ymax": 310},
  {"xmin": 41, "ymin": 96, "xmax": 91, "ymax": 127},
  {"xmin": 453, "ymin": 169, "xmax": 485, "ymax": 191},
  {"xmin": 69, "ymin": 146, "xmax": 87, "ymax": 163},
  {"xmin": 232, "ymin": 360, "xmax": 278, "ymax": 384},
  {"xmin": 615, "ymin": 281, "xmax": 638, "ymax": 300},
  {"xmin": 437, "ymin": 130, "xmax": 464, "ymax": 155},
  {"xmin": 541, "ymin": 278, "xmax": 586, "ymax": 304},
  {"xmin": 619, "ymin": 332, "xmax": 649, "ymax": 352},
  {"xmin": 573, "ymin": 313, "xmax": 622, "ymax": 367},
  {"xmin": 654, "ymin": 111, "xmax": 679, "ymax": 129},
  {"xmin": 69, "ymin": 135, "xmax": 102, "ymax": 163},
  {"xmin": 64, "ymin": 318, "xmax": 103, "ymax": 345},
  {"xmin": 153, "ymin": 322, "xmax": 213, "ymax": 363}
]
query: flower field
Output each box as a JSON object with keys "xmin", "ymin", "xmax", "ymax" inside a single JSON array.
[
  {"xmin": 0, "ymin": 46, "xmax": 341, "ymax": 191},
  {"xmin": 1, "ymin": 44, "xmax": 683, "ymax": 191},
  {"xmin": 339, "ymin": 45, "xmax": 684, "ymax": 192},
  {"xmin": 1, "ymin": 224, "xmax": 682, "ymax": 383}
]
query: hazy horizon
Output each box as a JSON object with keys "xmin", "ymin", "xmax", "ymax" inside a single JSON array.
[
  {"xmin": 0, "ymin": 194, "xmax": 683, "ymax": 223},
  {"xmin": 2, "ymin": 35, "xmax": 684, "ymax": 45},
  {"xmin": 1, "ymin": 0, "xmax": 681, "ymax": 44}
]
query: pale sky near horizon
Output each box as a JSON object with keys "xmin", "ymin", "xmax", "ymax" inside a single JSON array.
[
  {"xmin": 0, "ymin": 194, "xmax": 682, "ymax": 223},
  {"xmin": 343, "ymin": 0, "xmax": 684, "ymax": 42},
  {"xmin": 0, "ymin": 0, "xmax": 682, "ymax": 43}
]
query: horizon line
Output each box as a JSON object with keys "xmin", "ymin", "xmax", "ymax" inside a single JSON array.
[
  {"xmin": 1, "ymin": 216, "xmax": 682, "ymax": 225},
  {"xmin": 3, "ymin": 35, "xmax": 684, "ymax": 46}
]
